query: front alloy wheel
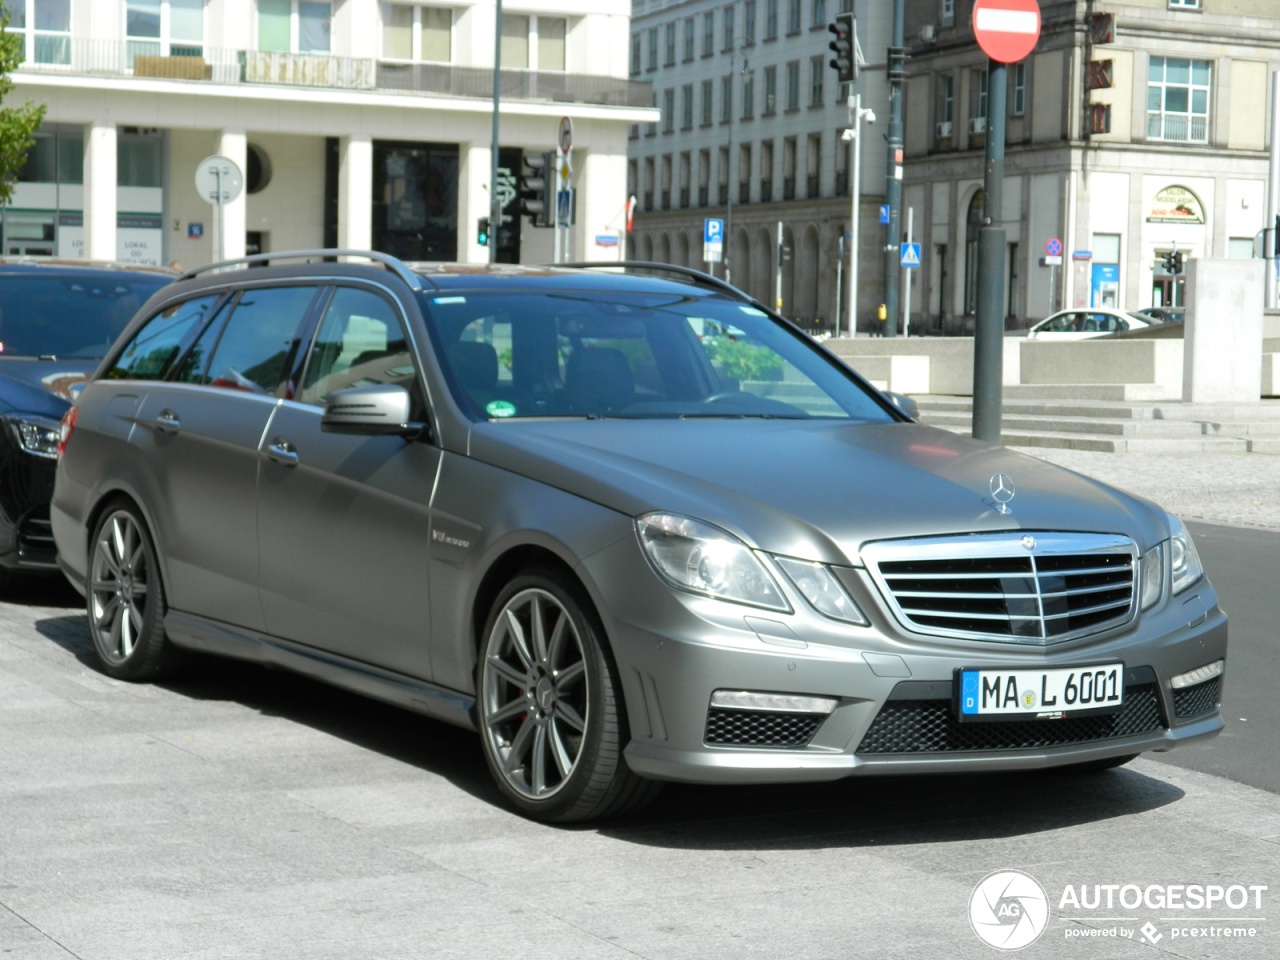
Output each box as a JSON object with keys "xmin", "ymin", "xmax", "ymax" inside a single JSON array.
[
  {"xmin": 477, "ymin": 569, "xmax": 659, "ymax": 822},
  {"xmin": 88, "ymin": 504, "xmax": 177, "ymax": 681}
]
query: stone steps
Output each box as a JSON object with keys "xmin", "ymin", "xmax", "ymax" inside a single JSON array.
[{"xmin": 914, "ymin": 395, "xmax": 1280, "ymax": 454}]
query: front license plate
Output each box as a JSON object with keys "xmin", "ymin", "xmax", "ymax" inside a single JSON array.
[{"xmin": 957, "ymin": 663, "xmax": 1124, "ymax": 721}]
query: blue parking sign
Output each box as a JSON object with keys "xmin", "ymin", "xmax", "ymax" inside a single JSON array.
[{"xmin": 704, "ymin": 218, "xmax": 724, "ymax": 244}]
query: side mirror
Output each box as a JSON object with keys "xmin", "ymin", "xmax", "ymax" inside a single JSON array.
[
  {"xmin": 321, "ymin": 384, "xmax": 422, "ymax": 437},
  {"xmin": 883, "ymin": 391, "xmax": 919, "ymax": 421}
]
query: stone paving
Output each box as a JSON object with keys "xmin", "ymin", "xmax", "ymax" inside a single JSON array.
[{"xmin": 1017, "ymin": 447, "xmax": 1280, "ymax": 530}]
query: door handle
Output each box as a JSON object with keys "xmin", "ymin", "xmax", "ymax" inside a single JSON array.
[
  {"xmin": 265, "ymin": 439, "xmax": 299, "ymax": 467},
  {"xmin": 153, "ymin": 409, "xmax": 180, "ymax": 435}
]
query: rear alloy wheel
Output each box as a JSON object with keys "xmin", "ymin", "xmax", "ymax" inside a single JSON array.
[
  {"xmin": 477, "ymin": 569, "xmax": 659, "ymax": 822},
  {"xmin": 88, "ymin": 504, "xmax": 178, "ymax": 682}
]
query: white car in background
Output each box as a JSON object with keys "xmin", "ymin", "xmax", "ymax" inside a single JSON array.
[{"xmin": 1027, "ymin": 308, "xmax": 1157, "ymax": 340}]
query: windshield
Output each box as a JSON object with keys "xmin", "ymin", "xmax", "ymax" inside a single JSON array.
[
  {"xmin": 0, "ymin": 273, "xmax": 170, "ymax": 359},
  {"xmin": 422, "ymin": 289, "xmax": 894, "ymax": 422}
]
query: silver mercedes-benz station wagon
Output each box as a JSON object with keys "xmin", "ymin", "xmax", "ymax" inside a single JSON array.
[{"xmin": 52, "ymin": 252, "xmax": 1227, "ymax": 822}]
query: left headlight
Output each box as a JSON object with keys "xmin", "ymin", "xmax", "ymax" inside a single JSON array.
[
  {"xmin": 1139, "ymin": 512, "xmax": 1205, "ymax": 608},
  {"xmin": 1167, "ymin": 512, "xmax": 1204, "ymax": 595},
  {"xmin": 636, "ymin": 512, "xmax": 789, "ymax": 611},
  {"xmin": 3, "ymin": 414, "xmax": 62, "ymax": 460}
]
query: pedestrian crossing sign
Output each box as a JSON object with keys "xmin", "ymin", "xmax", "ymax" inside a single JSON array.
[{"xmin": 900, "ymin": 242, "xmax": 922, "ymax": 268}]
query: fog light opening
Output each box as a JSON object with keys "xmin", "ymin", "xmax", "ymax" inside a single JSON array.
[{"xmin": 1171, "ymin": 659, "xmax": 1224, "ymax": 690}]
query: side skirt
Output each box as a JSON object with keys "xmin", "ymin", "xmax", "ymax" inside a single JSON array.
[{"xmin": 164, "ymin": 609, "xmax": 477, "ymax": 731}]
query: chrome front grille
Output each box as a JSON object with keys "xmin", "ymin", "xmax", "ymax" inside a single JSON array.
[{"xmin": 862, "ymin": 532, "xmax": 1138, "ymax": 645}]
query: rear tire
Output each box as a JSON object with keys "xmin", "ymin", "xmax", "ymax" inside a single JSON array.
[
  {"xmin": 87, "ymin": 502, "xmax": 180, "ymax": 682},
  {"xmin": 476, "ymin": 567, "xmax": 661, "ymax": 822}
]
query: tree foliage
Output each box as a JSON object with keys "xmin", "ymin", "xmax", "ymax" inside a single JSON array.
[{"xmin": 0, "ymin": 8, "xmax": 46, "ymax": 206}]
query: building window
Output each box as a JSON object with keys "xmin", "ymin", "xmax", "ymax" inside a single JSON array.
[
  {"xmin": 941, "ymin": 0, "xmax": 955, "ymax": 27},
  {"xmin": 940, "ymin": 74, "xmax": 954, "ymax": 123},
  {"xmin": 663, "ymin": 89, "xmax": 675, "ymax": 133},
  {"xmin": 787, "ymin": 0, "xmax": 801, "ymax": 34},
  {"xmin": 785, "ymin": 61, "xmax": 800, "ymax": 111},
  {"xmin": 647, "ymin": 27, "xmax": 658, "ymax": 70},
  {"xmin": 682, "ymin": 84, "xmax": 695, "ymax": 129},
  {"xmin": 1168, "ymin": 0, "xmax": 1200, "ymax": 8},
  {"xmin": 631, "ymin": 33, "xmax": 641, "ymax": 75},
  {"xmin": 1147, "ymin": 56, "xmax": 1210, "ymax": 143},
  {"xmin": 382, "ymin": 4, "xmax": 452, "ymax": 63},
  {"xmin": 765, "ymin": 0, "xmax": 778, "ymax": 40},
  {"xmin": 812, "ymin": 0, "xmax": 826, "ymax": 28},
  {"xmin": 259, "ymin": 0, "xmax": 331, "ymax": 53},
  {"xmin": 744, "ymin": 0, "xmax": 757, "ymax": 45},
  {"xmin": 809, "ymin": 55, "xmax": 824, "ymax": 106},
  {"xmin": 723, "ymin": 5, "xmax": 736, "ymax": 51},
  {"xmin": 683, "ymin": 16, "xmax": 695, "ymax": 61},
  {"xmin": 975, "ymin": 68, "xmax": 988, "ymax": 119},
  {"xmin": 701, "ymin": 79, "xmax": 714, "ymax": 125},
  {"xmin": 664, "ymin": 23, "xmax": 676, "ymax": 65},
  {"xmin": 8, "ymin": 0, "xmax": 71, "ymax": 65},
  {"xmin": 126, "ymin": 0, "xmax": 204, "ymax": 63},
  {"xmin": 721, "ymin": 76, "xmax": 733, "ymax": 123},
  {"xmin": 1011, "ymin": 62, "xmax": 1026, "ymax": 116},
  {"xmin": 742, "ymin": 73, "xmax": 755, "ymax": 119},
  {"xmin": 764, "ymin": 66, "xmax": 777, "ymax": 114}
]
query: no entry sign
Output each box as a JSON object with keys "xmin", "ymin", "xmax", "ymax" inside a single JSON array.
[{"xmin": 972, "ymin": 0, "xmax": 1041, "ymax": 64}]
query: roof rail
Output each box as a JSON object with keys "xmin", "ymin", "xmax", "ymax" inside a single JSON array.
[
  {"xmin": 182, "ymin": 249, "xmax": 425, "ymax": 291},
  {"xmin": 555, "ymin": 260, "xmax": 754, "ymax": 303}
]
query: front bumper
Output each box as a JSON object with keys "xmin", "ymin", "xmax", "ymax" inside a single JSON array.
[{"xmin": 585, "ymin": 539, "xmax": 1228, "ymax": 786}]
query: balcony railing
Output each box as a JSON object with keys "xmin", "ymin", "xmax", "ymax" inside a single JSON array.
[
  {"xmin": 18, "ymin": 38, "xmax": 654, "ymax": 109},
  {"xmin": 1146, "ymin": 112, "xmax": 1209, "ymax": 143},
  {"xmin": 806, "ymin": 174, "xmax": 820, "ymax": 198},
  {"xmin": 759, "ymin": 178, "xmax": 772, "ymax": 202},
  {"xmin": 698, "ymin": 185, "xmax": 709, "ymax": 206}
]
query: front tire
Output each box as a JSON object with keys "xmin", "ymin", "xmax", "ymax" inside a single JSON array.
[
  {"xmin": 87, "ymin": 502, "xmax": 179, "ymax": 682},
  {"xmin": 476, "ymin": 568, "xmax": 660, "ymax": 822}
]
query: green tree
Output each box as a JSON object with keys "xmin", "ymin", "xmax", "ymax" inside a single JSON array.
[{"xmin": 0, "ymin": 8, "xmax": 46, "ymax": 206}]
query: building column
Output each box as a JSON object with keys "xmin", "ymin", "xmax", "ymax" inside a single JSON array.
[
  {"xmin": 83, "ymin": 121, "xmax": 117, "ymax": 261},
  {"xmin": 338, "ymin": 135, "xmax": 373, "ymax": 251},
  {"xmin": 217, "ymin": 130, "xmax": 247, "ymax": 260}
]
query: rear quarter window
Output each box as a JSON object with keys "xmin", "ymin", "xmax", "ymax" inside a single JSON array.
[{"xmin": 105, "ymin": 295, "xmax": 221, "ymax": 380}]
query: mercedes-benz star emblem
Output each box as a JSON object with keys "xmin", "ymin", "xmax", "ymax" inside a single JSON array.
[{"xmin": 990, "ymin": 473, "xmax": 1016, "ymax": 514}]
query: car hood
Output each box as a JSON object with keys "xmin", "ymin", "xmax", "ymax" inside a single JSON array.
[
  {"xmin": 465, "ymin": 419, "xmax": 1171, "ymax": 563},
  {"xmin": 0, "ymin": 358, "xmax": 96, "ymax": 416}
]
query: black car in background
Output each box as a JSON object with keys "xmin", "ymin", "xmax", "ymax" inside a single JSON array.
[{"xmin": 0, "ymin": 260, "xmax": 175, "ymax": 588}]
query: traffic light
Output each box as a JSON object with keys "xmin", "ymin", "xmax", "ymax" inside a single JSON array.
[
  {"xmin": 518, "ymin": 151, "xmax": 555, "ymax": 228},
  {"xmin": 1162, "ymin": 251, "xmax": 1175, "ymax": 273},
  {"xmin": 828, "ymin": 13, "xmax": 856, "ymax": 84},
  {"xmin": 477, "ymin": 217, "xmax": 490, "ymax": 246},
  {"xmin": 1171, "ymin": 251, "xmax": 1184, "ymax": 275}
]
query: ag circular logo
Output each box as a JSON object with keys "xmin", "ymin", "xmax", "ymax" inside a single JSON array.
[{"xmin": 969, "ymin": 869, "xmax": 1049, "ymax": 950}]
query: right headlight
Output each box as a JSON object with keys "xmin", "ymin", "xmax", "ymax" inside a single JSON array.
[{"xmin": 636, "ymin": 512, "xmax": 788, "ymax": 611}]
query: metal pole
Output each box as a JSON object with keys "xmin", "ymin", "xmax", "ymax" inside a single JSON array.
[
  {"xmin": 489, "ymin": 0, "xmax": 502, "ymax": 265},
  {"xmin": 835, "ymin": 233, "xmax": 844, "ymax": 337},
  {"xmin": 775, "ymin": 219, "xmax": 783, "ymax": 314},
  {"xmin": 1267, "ymin": 70, "xmax": 1280, "ymax": 309},
  {"xmin": 973, "ymin": 59, "xmax": 1007, "ymax": 443},
  {"xmin": 903, "ymin": 206, "xmax": 913, "ymax": 337},
  {"xmin": 214, "ymin": 166, "xmax": 225, "ymax": 263},
  {"xmin": 848, "ymin": 93, "xmax": 862, "ymax": 338},
  {"xmin": 882, "ymin": 0, "xmax": 905, "ymax": 336}
]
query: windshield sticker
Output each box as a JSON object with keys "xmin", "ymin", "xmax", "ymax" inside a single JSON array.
[
  {"xmin": 486, "ymin": 400, "xmax": 517, "ymax": 418},
  {"xmin": 433, "ymin": 296, "xmax": 467, "ymax": 305}
]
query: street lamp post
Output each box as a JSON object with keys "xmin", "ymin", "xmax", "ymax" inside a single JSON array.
[{"xmin": 843, "ymin": 93, "xmax": 875, "ymax": 337}]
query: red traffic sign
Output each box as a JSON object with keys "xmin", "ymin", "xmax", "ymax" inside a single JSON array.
[
  {"xmin": 972, "ymin": 0, "xmax": 1041, "ymax": 64},
  {"xmin": 1046, "ymin": 237, "xmax": 1063, "ymax": 257}
]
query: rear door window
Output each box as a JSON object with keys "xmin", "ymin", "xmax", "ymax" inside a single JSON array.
[
  {"xmin": 105, "ymin": 295, "xmax": 222, "ymax": 380},
  {"xmin": 175, "ymin": 286, "xmax": 320, "ymax": 394}
]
